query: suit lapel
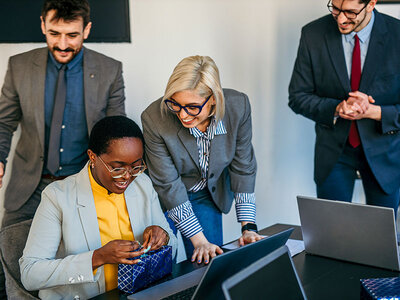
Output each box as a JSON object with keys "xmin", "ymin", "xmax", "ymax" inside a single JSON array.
[
  {"xmin": 360, "ymin": 11, "xmax": 387, "ymax": 93},
  {"xmin": 76, "ymin": 165, "xmax": 102, "ymax": 251},
  {"xmin": 177, "ymin": 126, "xmax": 200, "ymax": 171},
  {"xmin": 33, "ymin": 48, "xmax": 48, "ymax": 154},
  {"xmin": 325, "ymin": 26, "xmax": 350, "ymax": 93},
  {"xmin": 209, "ymin": 132, "xmax": 226, "ymax": 174},
  {"xmin": 83, "ymin": 48, "xmax": 99, "ymax": 132},
  {"xmin": 124, "ymin": 179, "xmax": 144, "ymax": 241}
]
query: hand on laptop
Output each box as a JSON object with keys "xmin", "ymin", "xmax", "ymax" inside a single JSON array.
[
  {"xmin": 190, "ymin": 232, "xmax": 223, "ymax": 265},
  {"xmin": 239, "ymin": 231, "xmax": 263, "ymax": 246},
  {"xmin": 142, "ymin": 225, "xmax": 170, "ymax": 251}
]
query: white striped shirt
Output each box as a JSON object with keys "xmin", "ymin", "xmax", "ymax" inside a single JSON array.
[{"xmin": 168, "ymin": 118, "xmax": 256, "ymax": 239}]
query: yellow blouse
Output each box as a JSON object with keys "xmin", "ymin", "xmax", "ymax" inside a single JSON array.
[{"xmin": 89, "ymin": 167, "xmax": 135, "ymax": 291}]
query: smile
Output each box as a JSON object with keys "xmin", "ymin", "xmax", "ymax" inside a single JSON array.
[
  {"xmin": 181, "ymin": 117, "xmax": 195, "ymax": 123},
  {"xmin": 57, "ymin": 50, "xmax": 72, "ymax": 54},
  {"xmin": 114, "ymin": 180, "xmax": 129, "ymax": 189}
]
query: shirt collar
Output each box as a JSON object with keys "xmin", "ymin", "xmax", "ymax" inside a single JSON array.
[
  {"xmin": 88, "ymin": 165, "xmax": 121, "ymax": 198},
  {"xmin": 215, "ymin": 120, "xmax": 227, "ymax": 135},
  {"xmin": 344, "ymin": 10, "xmax": 375, "ymax": 44},
  {"xmin": 189, "ymin": 118, "xmax": 227, "ymax": 139},
  {"xmin": 48, "ymin": 47, "xmax": 84, "ymax": 71}
]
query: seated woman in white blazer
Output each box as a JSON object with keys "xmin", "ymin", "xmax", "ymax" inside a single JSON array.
[{"xmin": 19, "ymin": 116, "xmax": 177, "ymax": 300}]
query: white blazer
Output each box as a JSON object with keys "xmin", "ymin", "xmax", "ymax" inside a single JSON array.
[{"xmin": 19, "ymin": 163, "xmax": 177, "ymax": 300}]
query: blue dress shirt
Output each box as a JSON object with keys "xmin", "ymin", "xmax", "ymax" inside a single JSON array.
[
  {"xmin": 43, "ymin": 49, "xmax": 89, "ymax": 176},
  {"xmin": 342, "ymin": 11, "xmax": 375, "ymax": 78}
]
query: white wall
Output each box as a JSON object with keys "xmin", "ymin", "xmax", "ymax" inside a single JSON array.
[{"xmin": 0, "ymin": 0, "xmax": 330, "ymax": 258}]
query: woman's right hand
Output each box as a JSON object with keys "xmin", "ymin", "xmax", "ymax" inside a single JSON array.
[
  {"xmin": 190, "ymin": 232, "xmax": 223, "ymax": 265},
  {"xmin": 92, "ymin": 240, "xmax": 143, "ymax": 270}
]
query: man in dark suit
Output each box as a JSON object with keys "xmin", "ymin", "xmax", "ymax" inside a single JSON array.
[
  {"xmin": 289, "ymin": 0, "xmax": 400, "ymax": 211},
  {"xmin": 0, "ymin": 0, "xmax": 125, "ymax": 297}
]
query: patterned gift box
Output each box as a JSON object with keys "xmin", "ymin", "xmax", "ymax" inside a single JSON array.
[
  {"xmin": 361, "ymin": 277, "xmax": 400, "ymax": 300},
  {"xmin": 118, "ymin": 245, "xmax": 172, "ymax": 294}
]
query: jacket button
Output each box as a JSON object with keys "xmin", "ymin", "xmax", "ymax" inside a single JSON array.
[
  {"xmin": 209, "ymin": 173, "xmax": 214, "ymax": 178},
  {"xmin": 212, "ymin": 187, "xmax": 216, "ymax": 192}
]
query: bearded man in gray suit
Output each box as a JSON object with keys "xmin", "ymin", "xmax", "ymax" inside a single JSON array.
[{"xmin": 0, "ymin": 0, "xmax": 125, "ymax": 296}]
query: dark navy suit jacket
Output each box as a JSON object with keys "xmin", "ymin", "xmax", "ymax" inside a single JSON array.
[{"xmin": 289, "ymin": 10, "xmax": 400, "ymax": 194}]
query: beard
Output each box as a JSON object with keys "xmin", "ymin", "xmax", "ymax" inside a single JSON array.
[
  {"xmin": 50, "ymin": 45, "xmax": 82, "ymax": 64},
  {"xmin": 336, "ymin": 10, "xmax": 369, "ymax": 34}
]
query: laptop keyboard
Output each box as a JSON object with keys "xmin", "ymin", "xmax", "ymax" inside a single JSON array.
[{"xmin": 162, "ymin": 285, "xmax": 197, "ymax": 300}]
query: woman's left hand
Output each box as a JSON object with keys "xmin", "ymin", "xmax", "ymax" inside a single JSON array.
[
  {"xmin": 238, "ymin": 231, "xmax": 264, "ymax": 246},
  {"xmin": 142, "ymin": 225, "xmax": 170, "ymax": 251}
]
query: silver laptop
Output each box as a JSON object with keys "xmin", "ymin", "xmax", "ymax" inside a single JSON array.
[
  {"xmin": 222, "ymin": 245, "xmax": 307, "ymax": 300},
  {"xmin": 297, "ymin": 196, "xmax": 400, "ymax": 271},
  {"xmin": 127, "ymin": 228, "xmax": 293, "ymax": 300}
]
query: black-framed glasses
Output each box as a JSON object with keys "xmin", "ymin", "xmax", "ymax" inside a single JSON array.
[
  {"xmin": 327, "ymin": 0, "xmax": 370, "ymax": 20},
  {"xmin": 98, "ymin": 156, "xmax": 147, "ymax": 179},
  {"xmin": 164, "ymin": 94, "xmax": 212, "ymax": 117}
]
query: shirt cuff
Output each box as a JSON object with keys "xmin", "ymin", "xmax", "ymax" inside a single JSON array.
[
  {"xmin": 167, "ymin": 201, "xmax": 203, "ymax": 239},
  {"xmin": 333, "ymin": 115, "xmax": 339, "ymax": 125},
  {"xmin": 235, "ymin": 193, "xmax": 256, "ymax": 223}
]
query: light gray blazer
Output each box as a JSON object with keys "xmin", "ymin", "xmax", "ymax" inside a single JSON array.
[
  {"xmin": 0, "ymin": 47, "xmax": 125, "ymax": 212},
  {"xmin": 19, "ymin": 164, "xmax": 177, "ymax": 300},
  {"xmin": 141, "ymin": 89, "xmax": 257, "ymax": 214}
]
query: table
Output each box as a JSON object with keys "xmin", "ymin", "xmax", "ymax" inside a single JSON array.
[{"xmin": 92, "ymin": 224, "xmax": 400, "ymax": 300}]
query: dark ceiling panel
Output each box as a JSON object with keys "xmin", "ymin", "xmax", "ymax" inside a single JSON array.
[{"xmin": 0, "ymin": 0, "xmax": 131, "ymax": 43}]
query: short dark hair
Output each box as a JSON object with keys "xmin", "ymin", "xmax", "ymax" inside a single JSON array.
[
  {"xmin": 42, "ymin": 0, "xmax": 90, "ymax": 28},
  {"xmin": 88, "ymin": 116, "xmax": 144, "ymax": 156}
]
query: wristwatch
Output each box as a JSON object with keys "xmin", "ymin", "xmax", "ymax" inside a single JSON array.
[{"xmin": 241, "ymin": 223, "xmax": 258, "ymax": 233}]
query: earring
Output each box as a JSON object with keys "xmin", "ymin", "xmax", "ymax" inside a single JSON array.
[{"xmin": 90, "ymin": 161, "xmax": 95, "ymax": 168}]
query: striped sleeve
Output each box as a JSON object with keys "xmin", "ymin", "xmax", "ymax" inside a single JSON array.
[
  {"xmin": 234, "ymin": 193, "xmax": 256, "ymax": 223},
  {"xmin": 167, "ymin": 201, "xmax": 203, "ymax": 239}
]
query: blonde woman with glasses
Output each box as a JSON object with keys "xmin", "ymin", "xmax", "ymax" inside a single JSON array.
[{"xmin": 141, "ymin": 55, "xmax": 262, "ymax": 265}]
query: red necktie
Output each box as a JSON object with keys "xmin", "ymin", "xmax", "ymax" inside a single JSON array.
[{"xmin": 349, "ymin": 34, "xmax": 361, "ymax": 148}]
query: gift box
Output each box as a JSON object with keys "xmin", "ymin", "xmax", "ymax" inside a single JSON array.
[
  {"xmin": 118, "ymin": 245, "xmax": 172, "ymax": 293},
  {"xmin": 360, "ymin": 277, "xmax": 400, "ymax": 300}
]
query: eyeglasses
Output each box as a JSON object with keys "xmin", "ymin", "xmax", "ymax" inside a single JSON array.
[
  {"xmin": 98, "ymin": 156, "xmax": 147, "ymax": 179},
  {"xmin": 164, "ymin": 94, "xmax": 212, "ymax": 117},
  {"xmin": 327, "ymin": 0, "xmax": 369, "ymax": 20}
]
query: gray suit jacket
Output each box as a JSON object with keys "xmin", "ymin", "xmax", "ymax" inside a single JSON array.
[
  {"xmin": 141, "ymin": 89, "xmax": 257, "ymax": 214},
  {"xmin": 19, "ymin": 164, "xmax": 177, "ymax": 300},
  {"xmin": 0, "ymin": 47, "xmax": 126, "ymax": 211}
]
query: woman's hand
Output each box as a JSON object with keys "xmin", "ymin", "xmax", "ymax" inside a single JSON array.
[
  {"xmin": 142, "ymin": 225, "xmax": 170, "ymax": 251},
  {"xmin": 92, "ymin": 240, "xmax": 143, "ymax": 270},
  {"xmin": 190, "ymin": 232, "xmax": 223, "ymax": 264},
  {"xmin": 238, "ymin": 230, "xmax": 264, "ymax": 246}
]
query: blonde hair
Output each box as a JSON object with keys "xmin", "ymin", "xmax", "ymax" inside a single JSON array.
[{"xmin": 162, "ymin": 55, "xmax": 225, "ymax": 121}]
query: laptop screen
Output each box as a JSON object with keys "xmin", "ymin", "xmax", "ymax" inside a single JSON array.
[
  {"xmin": 223, "ymin": 246, "xmax": 306, "ymax": 300},
  {"xmin": 192, "ymin": 228, "xmax": 294, "ymax": 300},
  {"xmin": 297, "ymin": 195, "xmax": 400, "ymax": 271},
  {"xmin": 128, "ymin": 229, "xmax": 294, "ymax": 300}
]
